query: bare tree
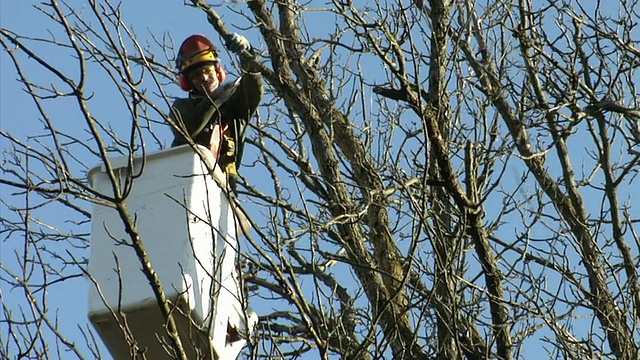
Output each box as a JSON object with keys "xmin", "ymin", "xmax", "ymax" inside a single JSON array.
[{"xmin": 1, "ymin": 0, "xmax": 638, "ymax": 359}]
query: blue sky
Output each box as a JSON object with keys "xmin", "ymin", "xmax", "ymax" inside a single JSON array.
[{"xmin": 2, "ymin": 1, "xmax": 639, "ymax": 359}]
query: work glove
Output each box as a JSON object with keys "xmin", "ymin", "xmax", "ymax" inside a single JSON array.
[{"xmin": 226, "ymin": 33, "xmax": 251, "ymax": 54}]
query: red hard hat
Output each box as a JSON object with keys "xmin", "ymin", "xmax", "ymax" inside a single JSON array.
[{"xmin": 176, "ymin": 34, "xmax": 219, "ymax": 74}]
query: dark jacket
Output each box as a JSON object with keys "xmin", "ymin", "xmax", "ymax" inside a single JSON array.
[{"xmin": 170, "ymin": 67, "xmax": 262, "ymax": 168}]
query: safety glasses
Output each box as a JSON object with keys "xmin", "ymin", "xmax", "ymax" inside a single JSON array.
[{"xmin": 187, "ymin": 64, "xmax": 218, "ymax": 82}]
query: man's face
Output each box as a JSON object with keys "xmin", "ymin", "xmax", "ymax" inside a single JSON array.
[{"xmin": 188, "ymin": 63, "xmax": 219, "ymax": 95}]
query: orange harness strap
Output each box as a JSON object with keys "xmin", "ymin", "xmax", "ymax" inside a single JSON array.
[{"xmin": 209, "ymin": 124, "xmax": 237, "ymax": 176}]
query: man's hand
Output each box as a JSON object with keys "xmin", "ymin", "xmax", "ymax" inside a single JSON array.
[{"xmin": 226, "ymin": 33, "xmax": 251, "ymax": 54}]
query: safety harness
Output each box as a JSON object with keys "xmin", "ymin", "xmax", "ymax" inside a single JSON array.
[{"xmin": 189, "ymin": 78, "xmax": 243, "ymax": 176}]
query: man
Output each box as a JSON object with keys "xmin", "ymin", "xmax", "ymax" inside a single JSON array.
[{"xmin": 170, "ymin": 33, "xmax": 263, "ymax": 186}]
